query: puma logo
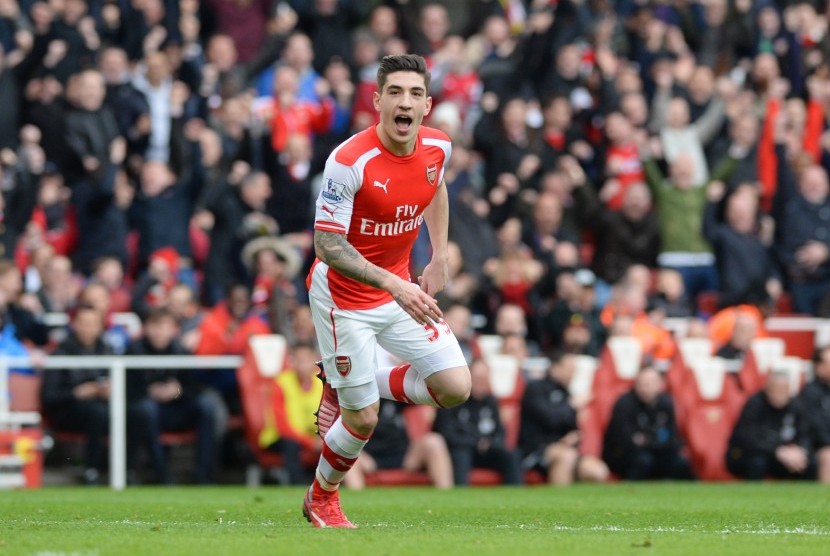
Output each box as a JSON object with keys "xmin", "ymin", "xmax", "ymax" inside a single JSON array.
[
  {"xmin": 373, "ymin": 178, "xmax": 390, "ymax": 194},
  {"xmin": 321, "ymin": 205, "xmax": 336, "ymax": 217}
]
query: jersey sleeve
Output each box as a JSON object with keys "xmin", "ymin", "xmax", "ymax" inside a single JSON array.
[
  {"xmin": 439, "ymin": 140, "xmax": 451, "ymax": 186},
  {"xmin": 314, "ymin": 155, "xmax": 361, "ymax": 235}
]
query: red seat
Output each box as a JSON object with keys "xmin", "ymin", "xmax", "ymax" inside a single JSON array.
[
  {"xmin": 682, "ymin": 357, "xmax": 744, "ymax": 481},
  {"xmin": 592, "ymin": 337, "xmax": 641, "ymax": 432},
  {"xmin": 236, "ymin": 335, "xmax": 317, "ymax": 478}
]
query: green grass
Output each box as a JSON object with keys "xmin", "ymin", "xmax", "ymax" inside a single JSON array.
[{"xmin": 1, "ymin": 484, "xmax": 828, "ymax": 555}]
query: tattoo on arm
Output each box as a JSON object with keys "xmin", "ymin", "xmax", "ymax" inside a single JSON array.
[{"xmin": 315, "ymin": 231, "xmax": 393, "ymax": 291}]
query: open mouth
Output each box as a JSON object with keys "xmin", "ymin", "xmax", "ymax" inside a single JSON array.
[{"xmin": 394, "ymin": 115, "xmax": 413, "ymax": 133}]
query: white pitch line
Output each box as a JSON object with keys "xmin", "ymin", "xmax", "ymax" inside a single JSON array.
[{"xmin": 6, "ymin": 519, "xmax": 830, "ymax": 536}]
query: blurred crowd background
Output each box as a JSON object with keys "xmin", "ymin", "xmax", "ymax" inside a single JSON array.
[{"xmin": 2, "ymin": 0, "xmax": 830, "ymax": 485}]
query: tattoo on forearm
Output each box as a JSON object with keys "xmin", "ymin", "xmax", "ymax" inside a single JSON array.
[{"xmin": 315, "ymin": 231, "xmax": 390, "ymax": 290}]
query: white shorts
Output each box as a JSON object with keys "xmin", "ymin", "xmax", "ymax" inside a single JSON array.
[{"xmin": 308, "ymin": 292, "xmax": 467, "ymax": 396}]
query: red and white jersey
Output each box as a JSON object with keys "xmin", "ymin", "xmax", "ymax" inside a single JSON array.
[{"xmin": 308, "ymin": 125, "xmax": 451, "ymax": 310}]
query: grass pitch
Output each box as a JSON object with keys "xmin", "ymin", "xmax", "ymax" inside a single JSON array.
[{"xmin": 1, "ymin": 483, "xmax": 828, "ymax": 555}]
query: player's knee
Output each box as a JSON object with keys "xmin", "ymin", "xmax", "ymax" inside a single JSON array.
[
  {"xmin": 818, "ymin": 446, "xmax": 830, "ymax": 465},
  {"xmin": 431, "ymin": 369, "xmax": 471, "ymax": 408},
  {"xmin": 341, "ymin": 406, "xmax": 379, "ymax": 437}
]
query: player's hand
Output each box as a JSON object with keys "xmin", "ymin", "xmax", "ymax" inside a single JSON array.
[
  {"xmin": 418, "ymin": 258, "xmax": 449, "ymax": 297},
  {"xmin": 391, "ymin": 278, "xmax": 443, "ymax": 326}
]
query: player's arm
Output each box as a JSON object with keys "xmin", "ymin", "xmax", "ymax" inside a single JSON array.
[
  {"xmin": 418, "ymin": 179, "xmax": 450, "ymax": 297},
  {"xmin": 314, "ymin": 230, "xmax": 442, "ymax": 325}
]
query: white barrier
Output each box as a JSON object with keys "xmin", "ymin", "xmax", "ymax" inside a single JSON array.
[{"xmin": 0, "ymin": 355, "xmax": 242, "ymax": 490}]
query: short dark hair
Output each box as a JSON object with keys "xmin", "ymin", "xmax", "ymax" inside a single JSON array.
[
  {"xmin": 376, "ymin": 54, "xmax": 430, "ymax": 94},
  {"xmin": 145, "ymin": 306, "xmax": 176, "ymax": 325}
]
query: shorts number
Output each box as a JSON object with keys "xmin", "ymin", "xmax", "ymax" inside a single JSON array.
[{"xmin": 424, "ymin": 319, "xmax": 452, "ymax": 342}]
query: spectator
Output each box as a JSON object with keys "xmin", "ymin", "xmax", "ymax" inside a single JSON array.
[
  {"xmin": 63, "ymin": 69, "xmax": 120, "ymax": 185},
  {"xmin": 269, "ymin": 64, "xmax": 334, "ymax": 155},
  {"xmin": 603, "ymin": 365, "xmax": 695, "ymax": 481},
  {"xmin": 130, "ymin": 158, "xmax": 200, "ymax": 273},
  {"xmin": 343, "ymin": 399, "xmax": 453, "ymax": 490},
  {"xmin": 77, "ymin": 281, "xmax": 133, "ymax": 355},
  {"xmin": 131, "ymin": 247, "xmax": 182, "ymax": 320},
  {"xmin": 715, "ymin": 311, "xmax": 759, "ymax": 364},
  {"xmin": 775, "ymin": 164, "xmax": 830, "ymax": 315},
  {"xmin": 239, "ymin": 234, "xmax": 302, "ymax": 333},
  {"xmin": 434, "ymin": 357, "xmax": 522, "ymax": 486},
  {"xmin": 541, "ymin": 269, "xmax": 605, "ymax": 356},
  {"xmin": 71, "ymin": 137, "xmax": 133, "ymax": 276},
  {"xmin": 195, "ymin": 169, "xmax": 275, "ymax": 305},
  {"xmin": 99, "ymin": 46, "xmax": 150, "ymax": 159},
  {"xmin": 704, "ymin": 180, "xmax": 782, "ymax": 310},
  {"xmin": 798, "ymin": 346, "xmax": 830, "ymax": 484},
  {"xmin": 265, "ymin": 132, "xmax": 315, "ymax": 237},
  {"xmin": 598, "ymin": 112, "xmax": 645, "ymax": 211},
  {"xmin": 193, "ymin": 283, "xmax": 270, "ymax": 415},
  {"xmin": 262, "ymin": 341, "xmax": 323, "ymax": 485},
  {"xmin": 727, "ymin": 371, "xmax": 815, "ymax": 481},
  {"xmin": 40, "ymin": 305, "xmax": 152, "ymax": 485},
  {"xmin": 89, "ymin": 256, "xmax": 131, "ymax": 313},
  {"xmin": 642, "ymin": 145, "xmax": 740, "ymax": 302},
  {"xmin": 126, "ymin": 307, "xmax": 222, "ymax": 484},
  {"xmin": 647, "ymin": 268, "xmax": 694, "ymax": 320},
  {"xmin": 0, "ymin": 259, "xmax": 49, "ymax": 347},
  {"xmin": 131, "ymin": 51, "xmax": 176, "ymax": 163},
  {"xmin": 35, "ymin": 254, "xmax": 80, "ymax": 313},
  {"xmin": 442, "ymin": 302, "xmax": 480, "ymax": 364},
  {"xmin": 649, "ymin": 62, "xmax": 726, "ymax": 187},
  {"xmin": 165, "ymin": 282, "xmax": 204, "ymax": 353},
  {"xmin": 519, "ymin": 351, "xmax": 609, "ymax": 485},
  {"xmin": 587, "ymin": 179, "xmax": 660, "ymax": 295}
]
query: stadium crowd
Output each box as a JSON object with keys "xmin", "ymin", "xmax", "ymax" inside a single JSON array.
[{"xmin": 2, "ymin": 0, "xmax": 830, "ymax": 485}]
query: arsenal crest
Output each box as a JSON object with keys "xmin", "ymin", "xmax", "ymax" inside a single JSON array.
[
  {"xmin": 426, "ymin": 164, "xmax": 438, "ymax": 186},
  {"xmin": 335, "ymin": 355, "xmax": 352, "ymax": 377}
]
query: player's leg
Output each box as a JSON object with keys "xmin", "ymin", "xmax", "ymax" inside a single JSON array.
[
  {"xmin": 377, "ymin": 304, "xmax": 470, "ymax": 408},
  {"xmin": 304, "ymin": 385, "xmax": 378, "ymax": 528},
  {"xmin": 304, "ymin": 303, "xmax": 380, "ymax": 528},
  {"xmin": 343, "ymin": 451, "xmax": 377, "ymax": 490}
]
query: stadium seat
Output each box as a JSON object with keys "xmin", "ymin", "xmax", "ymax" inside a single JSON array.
[
  {"xmin": 592, "ymin": 336, "xmax": 642, "ymax": 431},
  {"xmin": 236, "ymin": 334, "xmax": 315, "ymax": 486},
  {"xmin": 476, "ymin": 335, "xmax": 503, "ymax": 358},
  {"xmin": 569, "ymin": 355, "xmax": 598, "ymax": 401},
  {"xmin": 484, "ymin": 353, "xmax": 525, "ymax": 451},
  {"xmin": 765, "ymin": 317, "xmax": 818, "ymax": 360},
  {"xmin": 667, "ymin": 338, "xmax": 714, "ymax": 428},
  {"xmin": 485, "ymin": 354, "xmax": 521, "ymax": 400},
  {"xmin": 683, "ymin": 357, "xmax": 743, "ymax": 481},
  {"xmin": 739, "ymin": 337, "xmax": 787, "ymax": 394}
]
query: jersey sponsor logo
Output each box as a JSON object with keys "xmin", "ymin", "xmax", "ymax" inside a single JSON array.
[
  {"xmin": 359, "ymin": 215, "xmax": 424, "ymax": 236},
  {"xmin": 426, "ymin": 164, "xmax": 438, "ymax": 186},
  {"xmin": 372, "ymin": 178, "xmax": 390, "ymax": 194},
  {"xmin": 322, "ymin": 178, "xmax": 346, "ymax": 203},
  {"xmin": 321, "ymin": 204, "xmax": 336, "ymax": 217},
  {"xmin": 335, "ymin": 355, "xmax": 351, "ymax": 377},
  {"xmin": 359, "ymin": 205, "xmax": 423, "ymax": 237}
]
